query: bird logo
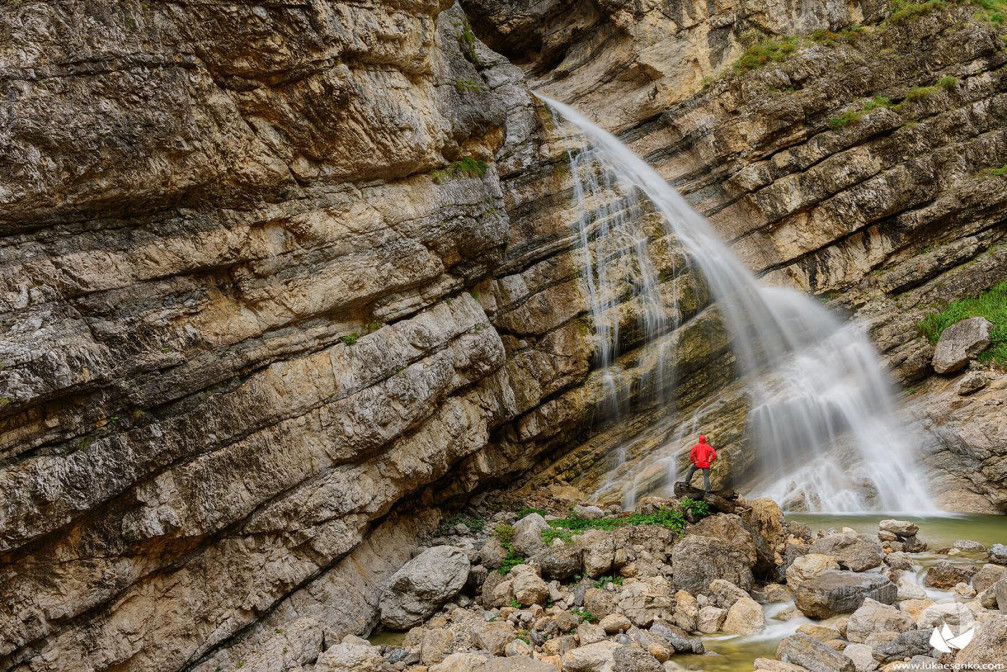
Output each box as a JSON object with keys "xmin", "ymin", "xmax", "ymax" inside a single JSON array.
[{"xmin": 929, "ymin": 621, "xmax": 975, "ymax": 653}]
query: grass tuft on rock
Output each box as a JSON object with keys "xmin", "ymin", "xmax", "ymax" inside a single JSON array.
[
  {"xmin": 917, "ymin": 281, "xmax": 1007, "ymax": 365},
  {"xmin": 432, "ymin": 156, "xmax": 489, "ymax": 183},
  {"xmin": 887, "ymin": 0, "xmax": 947, "ymax": 25},
  {"xmin": 734, "ymin": 37, "xmax": 798, "ymax": 71}
]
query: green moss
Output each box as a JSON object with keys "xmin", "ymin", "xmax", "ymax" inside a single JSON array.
[
  {"xmin": 937, "ymin": 74, "xmax": 960, "ymax": 89},
  {"xmin": 734, "ymin": 37, "xmax": 798, "ymax": 71},
  {"xmin": 453, "ymin": 16, "xmax": 481, "ymax": 65},
  {"xmin": 903, "ymin": 85, "xmax": 939, "ymax": 103},
  {"xmin": 981, "ymin": 163, "xmax": 1007, "ymax": 177},
  {"xmin": 887, "ymin": 0, "xmax": 947, "ymax": 25},
  {"xmin": 917, "ymin": 281, "xmax": 1007, "ymax": 365},
  {"xmin": 432, "ymin": 156, "xmax": 490, "ymax": 183},
  {"xmin": 0, "ymin": 396, "xmax": 11, "ymax": 408},
  {"xmin": 863, "ymin": 95, "xmax": 894, "ymax": 111}
]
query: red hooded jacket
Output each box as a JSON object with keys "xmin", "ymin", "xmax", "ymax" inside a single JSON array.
[{"xmin": 690, "ymin": 435, "xmax": 716, "ymax": 468}]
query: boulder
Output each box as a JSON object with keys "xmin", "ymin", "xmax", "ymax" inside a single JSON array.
[
  {"xmin": 754, "ymin": 659, "xmax": 813, "ymax": 672},
  {"xmin": 932, "ymin": 316, "xmax": 992, "ymax": 374},
  {"xmin": 896, "ymin": 577, "xmax": 927, "ymax": 600},
  {"xmin": 481, "ymin": 538, "xmax": 509, "ymax": 570},
  {"xmin": 649, "ymin": 621, "xmax": 704, "ymax": 653},
  {"xmin": 795, "ymin": 571, "xmax": 896, "ymax": 619},
  {"xmin": 573, "ymin": 505, "xmax": 606, "ymax": 520},
  {"xmin": 884, "ymin": 552, "xmax": 913, "ymax": 571},
  {"xmin": 923, "ymin": 561, "xmax": 978, "ymax": 589},
  {"xmin": 380, "ymin": 546, "xmax": 470, "ymax": 629},
  {"xmin": 898, "ymin": 598, "xmax": 935, "ymax": 623},
  {"xmin": 917, "ymin": 602, "xmax": 974, "ymax": 630},
  {"xmin": 796, "ymin": 624, "xmax": 840, "ymax": 642},
  {"xmin": 599, "ymin": 613, "xmax": 631, "ymax": 634},
  {"xmin": 745, "ymin": 498, "xmax": 786, "ymax": 545},
  {"xmin": 512, "ymin": 514, "xmax": 549, "ymax": 556},
  {"xmin": 429, "ymin": 653, "xmax": 487, "ymax": 672},
  {"xmin": 845, "ymin": 598, "xmax": 916, "ymax": 643},
  {"xmin": 973, "ymin": 564, "xmax": 1007, "ymax": 592},
  {"xmin": 997, "ymin": 575, "xmax": 1007, "ymax": 611},
  {"xmin": 957, "ymin": 370, "xmax": 988, "ymax": 394},
  {"xmin": 583, "ymin": 587, "xmax": 617, "ymax": 619},
  {"xmin": 672, "ymin": 515, "xmax": 757, "ymax": 593},
  {"xmin": 954, "ymin": 539, "xmax": 987, "ymax": 552},
  {"xmin": 953, "ymin": 615, "xmax": 1007, "ymax": 666},
  {"xmin": 696, "ymin": 605, "xmax": 727, "ymax": 633},
  {"xmin": 872, "ymin": 629, "xmax": 933, "ymax": 664},
  {"xmin": 421, "ymin": 629, "xmax": 457, "ymax": 666},
  {"xmin": 617, "ymin": 576, "xmax": 675, "ymax": 627},
  {"xmin": 878, "ymin": 520, "xmax": 918, "ymax": 538},
  {"xmin": 990, "ymin": 543, "xmax": 1007, "ymax": 566},
  {"xmin": 721, "ymin": 596, "xmax": 765, "ymax": 635},
  {"xmin": 581, "ymin": 530, "xmax": 615, "ymax": 578},
  {"xmin": 471, "ymin": 621, "xmax": 516, "ymax": 656},
  {"xmin": 532, "ymin": 542, "xmax": 582, "ymax": 580},
  {"xmin": 842, "ymin": 643, "xmax": 877, "ymax": 672},
  {"xmin": 510, "ymin": 565, "xmax": 549, "ymax": 605},
  {"xmin": 786, "ymin": 553, "xmax": 840, "ymax": 590},
  {"xmin": 561, "ymin": 641, "xmax": 620, "ymax": 672},
  {"xmin": 315, "ymin": 642, "xmax": 383, "ymax": 672},
  {"xmin": 709, "ymin": 578, "xmax": 749, "ymax": 609},
  {"xmin": 671, "ymin": 590, "xmax": 698, "ymax": 632},
  {"xmin": 764, "ymin": 584, "xmax": 792, "ymax": 602},
  {"xmin": 777, "ymin": 634, "xmax": 855, "ymax": 672},
  {"xmin": 577, "ymin": 622, "xmax": 607, "ymax": 645},
  {"xmin": 611, "ymin": 646, "xmax": 663, "ymax": 672},
  {"xmin": 809, "ymin": 532, "xmax": 882, "ymax": 572}
]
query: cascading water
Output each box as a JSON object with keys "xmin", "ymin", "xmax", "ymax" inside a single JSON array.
[{"xmin": 540, "ymin": 94, "xmax": 936, "ymax": 513}]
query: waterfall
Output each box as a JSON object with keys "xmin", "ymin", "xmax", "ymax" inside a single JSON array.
[{"xmin": 540, "ymin": 94, "xmax": 936, "ymax": 513}]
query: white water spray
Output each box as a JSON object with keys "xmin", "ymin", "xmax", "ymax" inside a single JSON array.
[{"xmin": 540, "ymin": 94, "xmax": 936, "ymax": 513}]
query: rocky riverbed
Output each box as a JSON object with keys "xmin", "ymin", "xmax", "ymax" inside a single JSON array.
[{"xmin": 294, "ymin": 493, "xmax": 1007, "ymax": 672}]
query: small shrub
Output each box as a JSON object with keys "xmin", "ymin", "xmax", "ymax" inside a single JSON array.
[
  {"xmin": 441, "ymin": 514, "xmax": 485, "ymax": 534},
  {"xmin": 341, "ymin": 332, "xmax": 359, "ymax": 346},
  {"xmin": 0, "ymin": 396, "xmax": 11, "ymax": 408},
  {"xmin": 499, "ymin": 550, "xmax": 525, "ymax": 574},
  {"xmin": 984, "ymin": 163, "xmax": 1007, "ymax": 178},
  {"xmin": 937, "ymin": 75, "xmax": 959, "ymax": 89},
  {"xmin": 509, "ymin": 599, "xmax": 522, "ymax": 609},
  {"xmin": 364, "ymin": 321, "xmax": 383, "ymax": 333},
  {"xmin": 734, "ymin": 36, "xmax": 798, "ymax": 72},
  {"xmin": 887, "ymin": 0, "xmax": 946, "ymax": 25},
  {"xmin": 454, "ymin": 77, "xmax": 487, "ymax": 93},
  {"xmin": 593, "ymin": 575, "xmax": 624, "ymax": 589},
  {"xmin": 862, "ymin": 95, "xmax": 893, "ymax": 111},
  {"xmin": 494, "ymin": 523, "xmax": 516, "ymax": 549},
  {"xmin": 542, "ymin": 528, "xmax": 576, "ymax": 545}
]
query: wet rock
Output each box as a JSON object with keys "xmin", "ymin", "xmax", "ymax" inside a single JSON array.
[
  {"xmin": 380, "ymin": 546, "xmax": 471, "ymax": 629},
  {"xmin": 612, "ymin": 645, "xmax": 663, "ymax": 672},
  {"xmin": 795, "ymin": 571, "xmax": 896, "ymax": 619},
  {"xmin": 932, "ymin": 317, "xmax": 993, "ymax": 374},
  {"xmin": 900, "ymin": 535, "xmax": 927, "ymax": 553},
  {"xmin": 777, "ymin": 633, "xmax": 855, "ymax": 672},
  {"xmin": 786, "ymin": 554, "xmax": 841, "ymax": 590},
  {"xmin": 649, "ymin": 620, "xmax": 705, "ymax": 653},
  {"xmin": 923, "ymin": 561, "xmax": 978, "ymax": 589},
  {"xmin": 315, "ymin": 641, "xmax": 383, "ymax": 672},
  {"xmin": 845, "ymin": 598, "xmax": 916, "ymax": 643},
  {"xmin": 722, "ymin": 595, "xmax": 765, "ymax": 635},
  {"xmin": 671, "ymin": 590, "xmax": 698, "ymax": 632},
  {"xmin": 697, "ymin": 605, "xmax": 727, "ymax": 633},
  {"xmin": 872, "ymin": 629, "xmax": 933, "ymax": 664},
  {"xmin": 896, "ymin": 577, "xmax": 927, "ymax": 600},
  {"xmin": 561, "ymin": 641, "xmax": 620, "ymax": 672},
  {"xmin": 512, "ymin": 514, "xmax": 549, "ymax": 556},
  {"xmin": 809, "ymin": 532, "xmax": 882, "ymax": 572},
  {"xmin": 878, "ymin": 520, "xmax": 919, "ymax": 538}
]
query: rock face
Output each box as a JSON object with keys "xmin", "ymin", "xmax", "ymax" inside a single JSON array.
[
  {"xmin": 932, "ymin": 317, "xmax": 993, "ymax": 374},
  {"xmin": 380, "ymin": 546, "xmax": 471, "ymax": 629},
  {"xmin": 795, "ymin": 571, "xmax": 896, "ymax": 619}
]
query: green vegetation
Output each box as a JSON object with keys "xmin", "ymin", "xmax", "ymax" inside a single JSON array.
[
  {"xmin": 937, "ymin": 74, "xmax": 960, "ymax": 89},
  {"xmin": 572, "ymin": 608, "xmax": 598, "ymax": 623},
  {"xmin": 0, "ymin": 397, "xmax": 11, "ymax": 408},
  {"xmin": 981, "ymin": 163, "xmax": 1007, "ymax": 177},
  {"xmin": 539, "ymin": 501, "xmax": 707, "ymax": 544},
  {"xmin": 494, "ymin": 523, "xmax": 527, "ymax": 574},
  {"xmin": 454, "ymin": 16, "xmax": 481, "ymax": 65},
  {"xmin": 364, "ymin": 321, "xmax": 383, "ymax": 334},
  {"xmin": 903, "ymin": 84, "xmax": 939, "ymax": 103},
  {"xmin": 454, "ymin": 77, "xmax": 487, "ymax": 93},
  {"xmin": 734, "ymin": 37, "xmax": 798, "ymax": 71},
  {"xmin": 516, "ymin": 628, "xmax": 530, "ymax": 643},
  {"xmin": 518, "ymin": 507, "xmax": 547, "ymax": 518},
  {"xmin": 680, "ymin": 496, "xmax": 711, "ymax": 517},
  {"xmin": 341, "ymin": 332, "xmax": 359, "ymax": 346},
  {"xmin": 509, "ymin": 599, "xmax": 522, "ymax": 609},
  {"xmin": 432, "ymin": 156, "xmax": 490, "ymax": 183},
  {"xmin": 971, "ymin": 0, "xmax": 1007, "ymax": 25},
  {"xmin": 441, "ymin": 514, "xmax": 485, "ymax": 534},
  {"xmin": 593, "ymin": 575, "xmax": 624, "ymax": 589},
  {"xmin": 887, "ymin": 0, "xmax": 947, "ymax": 25},
  {"xmin": 810, "ymin": 24, "xmax": 865, "ymax": 45},
  {"xmin": 828, "ymin": 96, "xmax": 894, "ymax": 130},
  {"xmin": 917, "ymin": 281, "xmax": 1007, "ymax": 365}
]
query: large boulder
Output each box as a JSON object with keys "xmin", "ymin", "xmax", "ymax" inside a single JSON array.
[
  {"xmin": 380, "ymin": 546, "xmax": 470, "ymax": 629},
  {"xmin": 932, "ymin": 317, "xmax": 993, "ymax": 374},
  {"xmin": 954, "ymin": 616, "xmax": 1007, "ymax": 666},
  {"xmin": 697, "ymin": 605, "xmax": 727, "ymax": 633},
  {"xmin": 671, "ymin": 515, "xmax": 757, "ymax": 593},
  {"xmin": 990, "ymin": 543, "xmax": 1007, "ymax": 565},
  {"xmin": 845, "ymin": 598, "xmax": 916, "ymax": 643},
  {"xmin": 872, "ymin": 630, "xmax": 933, "ymax": 663},
  {"xmin": 650, "ymin": 621, "xmax": 704, "ymax": 654},
  {"xmin": 879, "ymin": 520, "xmax": 918, "ymax": 538},
  {"xmin": 532, "ymin": 542, "xmax": 582, "ymax": 580},
  {"xmin": 709, "ymin": 578, "xmax": 749, "ymax": 609},
  {"xmin": 581, "ymin": 530, "xmax": 615, "ymax": 578},
  {"xmin": 777, "ymin": 634, "xmax": 855, "ymax": 672},
  {"xmin": 972, "ymin": 564, "xmax": 1006, "ymax": 592},
  {"xmin": 923, "ymin": 561, "xmax": 978, "ymax": 589},
  {"xmin": 722, "ymin": 596, "xmax": 765, "ymax": 635},
  {"xmin": 512, "ymin": 514, "xmax": 549, "ymax": 556},
  {"xmin": 786, "ymin": 553, "xmax": 840, "ymax": 590},
  {"xmin": 809, "ymin": 532, "xmax": 882, "ymax": 572},
  {"xmin": 315, "ymin": 642, "xmax": 383, "ymax": 672},
  {"xmin": 795, "ymin": 570, "xmax": 896, "ymax": 619},
  {"xmin": 744, "ymin": 498, "xmax": 786, "ymax": 546},
  {"xmin": 561, "ymin": 641, "xmax": 620, "ymax": 672},
  {"xmin": 471, "ymin": 621, "xmax": 517, "ymax": 656},
  {"xmin": 611, "ymin": 645, "xmax": 663, "ymax": 672},
  {"xmin": 510, "ymin": 565, "xmax": 549, "ymax": 605},
  {"xmin": 617, "ymin": 576, "xmax": 675, "ymax": 627}
]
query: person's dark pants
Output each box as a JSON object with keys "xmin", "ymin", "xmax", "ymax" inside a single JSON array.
[{"xmin": 683, "ymin": 464, "xmax": 711, "ymax": 493}]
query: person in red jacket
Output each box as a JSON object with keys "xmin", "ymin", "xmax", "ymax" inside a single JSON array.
[{"xmin": 682, "ymin": 435, "xmax": 716, "ymax": 493}]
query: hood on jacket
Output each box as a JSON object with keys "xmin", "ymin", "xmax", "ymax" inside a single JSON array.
[{"xmin": 698, "ymin": 435, "xmax": 706, "ymax": 443}]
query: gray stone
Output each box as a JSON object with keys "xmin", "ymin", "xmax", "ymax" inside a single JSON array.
[
  {"xmin": 573, "ymin": 505, "xmax": 606, "ymax": 520},
  {"xmin": 709, "ymin": 578, "xmax": 748, "ymax": 609},
  {"xmin": 315, "ymin": 642, "xmax": 384, "ymax": 672},
  {"xmin": 883, "ymin": 552, "xmax": 912, "ymax": 571},
  {"xmin": 532, "ymin": 542, "xmax": 582, "ymax": 580},
  {"xmin": 872, "ymin": 630, "xmax": 933, "ymax": 664},
  {"xmin": 471, "ymin": 620, "xmax": 517, "ymax": 656},
  {"xmin": 777, "ymin": 634, "xmax": 855, "ymax": 672},
  {"xmin": 696, "ymin": 605, "xmax": 727, "ymax": 633},
  {"xmin": 809, "ymin": 532, "xmax": 882, "ymax": 572},
  {"xmin": 842, "ymin": 643, "xmax": 877, "ymax": 672},
  {"xmin": 955, "ymin": 539, "xmax": 987, "ymax": 552},
  {"xmin": 991, "ymin": 543, "xmax": 1007, "ymax": 566},
  {"xmin": 380, "ymin": 546, "xmax": 470, "ymax": 629},
  {"xmin": 722, "ymin": 595, "xmax": 765, "ymax": 635},
  {"xmin": 795, "ymin": 570, "xmax": 896, "ymax": 619},
  {"xmin": 671, "ymin": 515, "xmax": 757, "ymax": 594},
  {"xmin": 612, "ymin": 645, "xmax": 663, "ymax": 672},
  {"xmin": 510, "ymin": 565, "xmax": 549, "ymax": 605},
  {"xmin": 972, "ymin": 564, "xmax": 1006, "ymax": 592},
  {"xmin": 512, "ymin": 514, "xmax": 549, "ymax": 556},
  {"xmin": 649, "ymin": 621, "xmax": 704, "ymax": 653},
  {"xmin": 845, "ymin": 598, "xmax": 915, "ymax": 643},
  {"xmin": 561, "ymin": 641, "xmax": 620, "ymax": 672},
  {"xmin": 581, "ymin": 530, "xmax": 615, "ymax": 578},
  {"xmin": 957, "ymin": 370, "xmax": 989, "ymax": 395},
  {"xmin": 954, "ymin": 615, "xmax": 1007, "ymax": 666},
  {"xmin": 879, "ymin": 519, "xmax": 919, "ymax": 538},
  {"xmin": 923, "ymin": 561, "xmax": 978, "ymax": 589},
  {"xmin": 932, "ymin": 317, "xmax": 993, "ymax": 374}
]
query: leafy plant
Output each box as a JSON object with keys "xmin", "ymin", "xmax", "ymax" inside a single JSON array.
[
  {"xmin": 509, "ymin": 598, "xmax": 522, "ymax": 609},
  {"xmin": 829, "ymin": 110, "xmax": 862, "ymax": 130},
  {"xmin": 903, "ymin": 85, "xmax": 938, "ymax": 104},
  {"xmin": 572, "ymin": 608, "xmax": 597, "ymax": 623},
  {"xmin": 518, "ymin": 507, "xmax": 547, "ymax": 518},
  {"xmin": 593, "ymin": 575, "xmax": 624, "ymax": 588},
  {"xmin": 680, "ymin": 496, "xmax": 711, "ymax": 517},
  {"xmin": 917, "ymin": 281, "xmax": 1007, "ymax": 365},
  {"xmin": 341, "ymin": 332, "xmax": 359, "ymax": 346}
]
